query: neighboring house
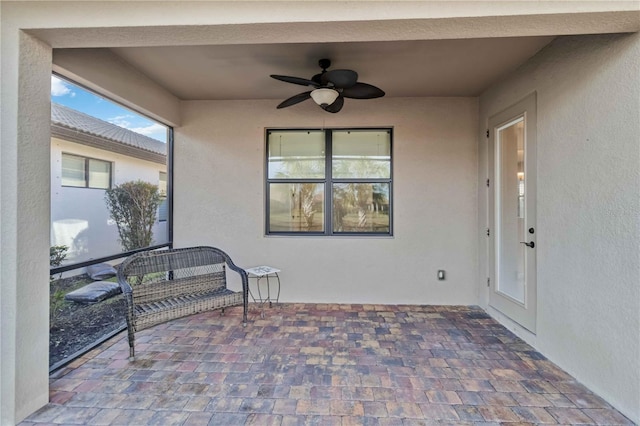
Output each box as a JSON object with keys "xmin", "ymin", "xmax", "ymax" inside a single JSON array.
[
  {"xmin": 1, "ymin": 3, "xmax": 639, "ymax": 425},
  {"xmin": 50, "ymin": 103, "xmax": 168, "ymax": 264}
]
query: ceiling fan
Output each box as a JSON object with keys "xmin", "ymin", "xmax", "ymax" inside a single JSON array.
[{"xmin": 270, "ymin": 59, "xmax": 385, "ymax": 113}]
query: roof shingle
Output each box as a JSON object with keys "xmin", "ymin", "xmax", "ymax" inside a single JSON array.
[{"xmin": 51, "ymin": 103, "xmax": 166, "ymax": 156}]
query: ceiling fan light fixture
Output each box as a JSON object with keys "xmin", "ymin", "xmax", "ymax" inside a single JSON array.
[{"xmin": 310, "ymin": 88, "xmax": 339, "ymax": 106}]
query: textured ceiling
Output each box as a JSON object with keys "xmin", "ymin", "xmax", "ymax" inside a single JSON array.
[{"xmin": 108, "ymin": 36, "xmax": 555, "ymax": 101}]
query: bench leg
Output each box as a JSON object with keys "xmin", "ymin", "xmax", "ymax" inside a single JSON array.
[
  {"xmin": 220, "ymin": 307, "xmax": 225, "ymax": 316},
  {"xmin": 242, "ymin": 303, "xmax": 248, "ymax": 327},
  {"xmin": 126, "ymin": 320, "xmax": 136, "ymax": 361}
]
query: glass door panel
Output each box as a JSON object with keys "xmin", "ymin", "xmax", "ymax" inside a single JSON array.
[{"xmin": 497, "ymin": 119, "xmax": 525, "ymax": 304}]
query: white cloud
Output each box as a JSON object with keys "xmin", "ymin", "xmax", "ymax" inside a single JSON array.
[
  {"xmin": 108, "ymin": 116, "xmax": 166, "ymax": 141},
  {"xmin": 107, "ymin": 115, "xmax": 134, "ymax": 128},
  {"xmin": 51, "ymin": 76, "xmax": 73, "ymax": 97},
  {"xmin": 129, "ymin": 123, "xmax": 167, "ymax": 138}
]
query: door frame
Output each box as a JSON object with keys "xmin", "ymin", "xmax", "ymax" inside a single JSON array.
[{"xmin": 488, "ymin": 92, "xmax": 537, "ymax": 333}]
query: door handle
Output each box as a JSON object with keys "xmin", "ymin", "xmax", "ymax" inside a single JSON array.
[{"xmin": 520, "ymin": 241, "xmax": 535, "ymax": 248}]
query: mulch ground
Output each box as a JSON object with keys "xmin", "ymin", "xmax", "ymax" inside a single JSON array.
[{"xmin": 49, "ymin": 274, "xmax": 126, "ymax": 368}]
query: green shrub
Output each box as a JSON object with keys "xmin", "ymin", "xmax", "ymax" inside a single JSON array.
[
  {"xmin": 50, "ymin": 245, "xmax": 68, "ymax": 269},
  {"xmin": 50, "ymin": 289, "xmax": 66, "ymax": 329},
  {"xmin": 50, "ymin": 245, "xmax": 69, "ymax": 328},
  {"xmin": 105, "ymin": 180, "xmax": 161, "ymax": 252}
]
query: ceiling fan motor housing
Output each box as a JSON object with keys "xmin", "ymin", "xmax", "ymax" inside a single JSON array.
[{"xmin": 318, "ymin": 58, "xmax": 331, "ymax": 70}]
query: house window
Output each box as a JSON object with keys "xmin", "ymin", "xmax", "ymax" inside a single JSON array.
[
  {"xmin": 158, "ymin": 171, "xmax": 168, "ymax": 222},
  {"xmin": 266, "ymin": 128, "xmax": 392, "ymax": 235},
  {"xmin": 61, "ymin": 153, "xmax": 112, "ymax": 189}
]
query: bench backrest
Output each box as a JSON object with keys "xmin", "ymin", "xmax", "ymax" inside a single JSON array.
[{"xmin": 118, "ymin": 246, "xmax": 230, "ymax": 305}]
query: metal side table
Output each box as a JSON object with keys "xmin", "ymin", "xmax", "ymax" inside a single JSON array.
[{"xmin": 245, "ymin": 266, "xmax": 280, "ymax": 318}]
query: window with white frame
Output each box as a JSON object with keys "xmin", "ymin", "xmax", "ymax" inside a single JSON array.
[
  {"xmin": 61, "ymin": 153, "xmax": 112, "ymax": 189},
  {"xmin": 266, "ymin": 128, "xmax": 392, "ymax": 235}
]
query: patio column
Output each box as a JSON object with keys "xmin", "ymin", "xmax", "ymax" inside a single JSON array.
[{"xmin": 0, "ymin": 30, "xmax": 52, "ymax": 425}]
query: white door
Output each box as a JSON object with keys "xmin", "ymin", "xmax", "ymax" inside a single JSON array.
[{"xmin": 488, "ymin": 93, "xmax": 537, "ymax": 333}]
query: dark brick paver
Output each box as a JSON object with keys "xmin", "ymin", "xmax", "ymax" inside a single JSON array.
[{"xmin": 21, "ymin": 304, "xmax": 634, "ymax": 425}]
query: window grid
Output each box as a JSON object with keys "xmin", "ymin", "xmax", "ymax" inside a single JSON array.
[{"xmin": 266, "ymin": 128, "xmax": 392, "ymax": 236}]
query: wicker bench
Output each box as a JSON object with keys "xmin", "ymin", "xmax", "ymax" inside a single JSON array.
[{"xmin": 117, "ymin": 246, "xmax": 248, "ymax": 359}]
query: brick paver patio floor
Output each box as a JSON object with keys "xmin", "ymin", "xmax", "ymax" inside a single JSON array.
[{"xmin": 22, "ymin": 304, "xmax": 633, "ymax": 425}]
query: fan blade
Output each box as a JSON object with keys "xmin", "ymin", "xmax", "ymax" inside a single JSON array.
[
  {"xmin": 321, "ymin": 69, "xmax": 358, "ymax": 89},
  {"xmin": 322, "ymin": 96, "xmax": 344, "ymax": 113},
  {"xmin": 271, "ymin": 75, "xmax": 319, "ymax": 87},
  {"xmin": 341, "ymin": 82, "xmax": 385, "ymax": 99},
  {"xmin": 277, "ymin": 91, "xmax": 312, "ymax": 109}
]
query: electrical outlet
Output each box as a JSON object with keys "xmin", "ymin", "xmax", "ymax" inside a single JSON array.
[{"xmin": 437, "ymin": 270, "xmax": 446, "ymax": 281}]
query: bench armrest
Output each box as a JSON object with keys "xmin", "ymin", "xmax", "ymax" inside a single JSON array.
[
  {"xmin": 117, "ymin": 270, "xmax": 133, "ymax": 295},
  {"xmin": 217, "ymin": 249, "xmax": 249, "ymax": 320}
]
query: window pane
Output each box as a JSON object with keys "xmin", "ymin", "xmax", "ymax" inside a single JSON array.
[
  {"xmin": 332, "ymin": 130, "xmax": 391, "ymax": 179},
  {"xmin": 268, "ymin": 131, "xmax": 325, "ymax": 179},
  {"xmin": 269, "ymin": 183, "xmax": 324, "ymax": 232},
  {"xmin": 88, "ymin": 159, "xmax": 111, "ymax": 189},
  {"xmin": 159, "ymin": 171, "xmax": 167, "ymax": 196},
  {"xmin": 158, "ymin": 197, "xmax": 168, "ymax": 222},
  {"xmin": 157, "ymin": 172, "xmax": 168, "ymax": 221},
  {"xmin": 333, "ymin": 183, "xmax": 390, "ymax": 233},
  {"xmin": 61, "ymin": 154, "xmax": 86, "ymax": 187}
]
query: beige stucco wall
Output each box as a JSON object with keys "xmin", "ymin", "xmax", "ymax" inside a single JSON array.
[
  {"xmin": 0, "ymin": 32, "xmax": 52, "ymax": 425},
  {"xmin": 1, "ymin": 1, "xmax": 639, "ymax": 423},
  {"xmin": 175, "ymin": 97, "xmax": 479, "ymax": 304},
  {"xmin": 478, "ymin": 33, "xmax": 640, "ymax": 422}
]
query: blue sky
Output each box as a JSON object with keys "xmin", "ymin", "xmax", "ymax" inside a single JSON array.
[{"xmin": 51, "ymin": 75, "xmax": 167, "ymax": 143}]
